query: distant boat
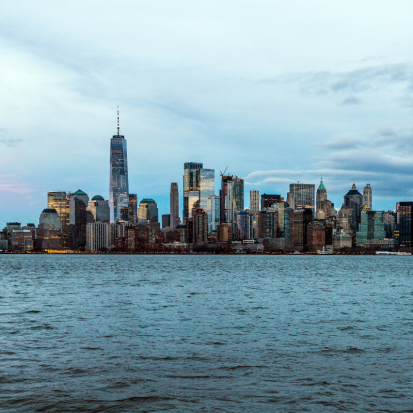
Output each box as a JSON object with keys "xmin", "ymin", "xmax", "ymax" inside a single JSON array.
[{"xmin": 318, "ymin": 247, "xmax": 332, "ymax": 255}]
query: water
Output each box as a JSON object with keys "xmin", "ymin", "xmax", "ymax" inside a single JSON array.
[{"xmin": 1, "ymin": 255, "xmax": 413, "ymax": 412}]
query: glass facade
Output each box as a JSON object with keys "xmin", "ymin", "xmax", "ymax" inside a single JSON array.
[
  {"xmin": 110, "ymin": 135, "xmax": 129, "ymax": 223},
  {"xmin": 170, "ymin": 183, "xmax": 179, "ymax": 230},
  {"xmin": 183, "ymin": 162, "xmax": 203, "ymax": 224},
  {"xmin": 47, "ymin": 191, "xmax": 67, "ymax": 233},
  {"xmin": 356, "ymin": 211, "xmax": 386, "ymax": 247},
  {"xmin": 399, "ymin": 202, "xmax": 413, "ymax": 249},
  {"xmin": 138, "ymin": 199, "xmax": 158, "ymax": 223},
  {"xmin": 199, "ymin": 169, "xmax": 215, "ymax": 216},
  {"xmin": 289, "ymin": 183, "xmax": 315, "ymax": 215},
  {"xmin": 250, "ymin": 190, "xmax": 260, "ymax": 213},
  {"xmin": 207, "ymin": 195, "xmax": 220, "ymax": 233},
  {"xmin": 261, "ymin": 194, "xmax": 281, "ymax": 209},
  {"xmin": 129, "ymin": 194, "xmax": 137, "ymax": 225}
]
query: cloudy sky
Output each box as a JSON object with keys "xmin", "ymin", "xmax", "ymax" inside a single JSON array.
[{"xmin": 1, "ymin": 0, "xmax": 413, "ymax": 225}]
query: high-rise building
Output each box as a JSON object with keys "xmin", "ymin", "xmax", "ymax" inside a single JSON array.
[
  {"xmin": 87, "ymin": 196, "xmax": 110, "ymax": 223},
  {"xmin": 37, "ymin": 208, "xmax": 62, "ymax": 250},
  {"xmin": 86, "ymin": 222, "xmax": 109, "ymax": 252},
  {"xmin": 47, "ymin": 191, "xmax": 67, "ymax": 233},
  {"xmin": 12, "ymin": 230, "xmax": 33, "ymax": 252},
  {"xmin": 183, "ymin": 162, "xmax": 203, "ymax": 224},
  {"xmin": 316, "ymin": 178, "xmax": 327, "ymax": 219},
  {"xmin": 193, "ymin": 208, "xmax": 208, "ymax": 244},
  {"xmin": 220, "ymin": 175, "xmax": 244, "ymax": 228},
  {"xmin": 207, "ymin": 195, "xmax": 220, "ymax": 233},
  {"xmin": 170, "ymin": 183, "xmax": 179, "ymax": 230},
  {"xmin": 344, "ymin": 183, "xmax": 363, "ymax": 229},
  {"xmin": 257, "ymin": 211, "xmax": 277, "ymax": 239},
  {"xmin": 398, "ymin": 202, "xmax": 413, "ymax": 249},
  {"xmin": 261, "ymin": 194, "xmax": 282, "ymax": 210},
  {"xmin": 109, "ymin": 107, "xmax": 129, "ymax": 223},
  {"xmin": 287, "ymin": 192, "xmax": 295, "ymax": 209},
  {"xmin": 129, "ymin": 194, "xmax": 137, "ymax": 225},
  {"xmin": 293, "ymin": 208, "xmax": 313, "ymax": 251},
  {"xmin": 363, "ymin": 184, "xmax": 372, "ymax": 210},
  {"xmin": 289, "ymin": 183, "xmax": 315, "ymax": 215},
  {"xmin": 307, "ymin": 221, "xmax": 326, "ymax": 252},
  {"xmin": 250, "ymin": 190, "xmax": 260, "ymax": 213},
  {"xmin": 236, "ymin": 210, "xmax": 254, "ymax": 239},
  {"xmin": 200, "ymin": 169, "xmax": 215, "ymax": 214},
  {"xmin": 162, "ymin": 214, "xmax": 171, "ymax": 229},
  {"xmin": 138, "ymin": 199, "xmax": 158, "ymax": 223},
  {"xmin": 356, "ymin": 210, "xmax": 386, "ymax": 247},
  {"xmin": 68, "ymin": 192, "xmax": 88, "ymax": 249}
]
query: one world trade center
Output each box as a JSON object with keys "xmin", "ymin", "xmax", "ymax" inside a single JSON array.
[{"xmin": 109, "ymin": 107, "xmax": 129, "ymax": 222}]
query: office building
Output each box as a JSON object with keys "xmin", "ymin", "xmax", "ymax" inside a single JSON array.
[
  {"xmin": 138, "ymin": 199, "xmax": 158, "ymax": 223},
  {"xmin": 193, "ymin": 208, "xmax": 208, "ymax": 244},
  {"xmin": 12, "ymin": 230, "xmax": 33, "ymax": 252},
  {"xmin": 316, "ymin": 178, "xmax": 327, "ymax": 219},
  {"xmin": 183, "ymin": 162, "xmax": 203, "ymax": 224},
  {"xmin": 397, "ymin": 202, "xmax": 413, "ymax": 249},
  {"xmin": 129, "ymin": 194, "xmax": 137, "ymax": 225},
  {"xmin": 287, "ymin": 192, "xmax": 295, "ymax": 209},
  {"xmin": 207, "ymin": 195, "xmax": 220, "ymax": 233},
  {"xmin": 363, "ymin": 184, "xmax": 372, "ymax": 210},
  {"xmin": 170, "ymin": 182, "xmax": 180, "ymax": 230},
  {"xmin": 86, "ymin": 222, "xmax": 109, "ymax": 252},
  {"xmin": 261, "ymin": 194, "xmax": 282, "ymax": 210},
  {"xmin": 293, "ymin": 208, "xmax": 313, "ymax": 251},
  {"xmin": 109, "ymin": 107, "xmax": 129, "ymax": 223},
  {"xmin": 220, "ymin": 175, "xmax": 244, "ymax": 236},
  {"xmin": 344, "ymin": 183, "xmax": 363, "ymax": 229},
  {"xmin": 162, "ymin": 214, "xmax": 171, "ymax": 229},
  {"xmin": 200, "ymin": 168, "xmax": 215, "ymax": 215},
  {"xmin": 47, "ymin": 191, "xmax": 67, "ymax": 233},
  {"xmin": 236, "ymin": 210, "xmax": 254, "ymax": 240},
  {"xmin": 356, "ymin": 210, "xmax": 386, "ymax": 247},
  {"xmin": 37, "ymin": 208, "xmax": 62, "ymax": 250},
  {"xmin": 307, "ymin": 221, "xmax": 326, "ymax": 251},
  {"xmin": 68, "ymin": 190, "xmax": 88, "ymax": 249},
  {"xmin": 257, "ymin": 211, "xmax": 277, "ymax": 239},
  {"xmin": 289, "ymin": 183, "xmax": 315, "ymax": 215},
  {"xmin": 250, "ymin": 190, "xmax": 260, "ymax": 213},
  {"xmin": 87, "ymin": 196, "xmax": 110, "ymax": 223}
]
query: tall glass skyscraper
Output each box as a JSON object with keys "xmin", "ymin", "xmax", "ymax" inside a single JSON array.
[
  {"xmin": 183, "ymin": 162, "xmax": 203, "ymax": 224},
  {"xmin": 200, "ymin": 168, "xmax": 215, "ymax": 215},
  {"xmin": 109, "ymin": 108, "xmax": 129, "ymax": 223},
  {"xmin": 289, "ymin": 183, "xmax": 315, "ymax": 215},
  {"xmin": 170, "ymin": 182, "xmax": 179, "ymax": 230}
]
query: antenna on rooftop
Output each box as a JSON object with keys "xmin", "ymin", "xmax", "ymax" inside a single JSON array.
[{"xmin": 117, "ymin": 105, "xmax": 120, "ymax": 135}]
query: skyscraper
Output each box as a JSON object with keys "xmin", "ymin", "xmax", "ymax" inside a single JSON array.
[
  {"xmin": 289, "ymin": 183, "xmax": 315, "ymax": 214},
  {"xmin": 220, "ymin": 175, "xmax": 244, "ymax": 237},
  {"xmin": 250, "ymin": 190, "xmax": 260, "ymax": 213},
  {"xmin": 344, "ymin": 183, "xmax": 363, "ymax": 229},
  {"xmin": 170, "ymin": 182, "xmax": 179, "ymax": 230},
  {"xmin": 316, "ymin": 178, "xmax": 327, "ymax": 219},
  {"xmin": 207, "ymin": 195, "xmax": 220, "ymax": 233},
  {"xmin": 363, "ymin": 184, "xmax": 372, "ymax": 210},
  {"xmin": 398, "ymin": 202, "xmax": 413, "ymax": 249},
  {"xmin": 129, "ymin": 194, "xmax": 137, "ymax": 225},
  {"xmin": 47, "ymin": 191, "xmax": 67, "ymax": 233},
  {"xmin": 183, "ymin": 162, "xmax": 203, "ymax": 224},
  {"xmin": 109, "ymin": 107, "xmax": 129, "ymax": 223},
  {"xmin": 138, "ymin": 199, "xmax": 158, "ymax": 223},
  {"xmin": 200, "ymin": 168, "xmax": 215, "ymax": 216},
  {"xmin": 261, "ymin": 194, "xmax": 282, "ymax": 210}
]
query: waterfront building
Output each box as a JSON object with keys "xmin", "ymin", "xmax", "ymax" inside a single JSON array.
[
  {"xmin": 68, "ymin": 191, "xmax": 88, "ymax": 249},
  {"xmin": 47, "ymin": 191, "xmax": 67, "ymax": 233},
  {"xmin": 176, "ymin": 224, "xmax": 188, "ymax": 243},
  {"xmin": 289, "ymin": 183, "xmax": 315, "ymax": 215},
  {"xmin": 293, "ymin": 208, "xmax": 313, "ymax": 251},
  {"xmin": 162, "ymin": 214, "xmax": 171, "ymax": 229},
  {"xmin": 200, "ymin": 169, "xmax": 215, "ymax": 215},
  {"xmin": 109, "ymin": 108, "xmax": 129, "ymax": 223},
  {"xmin": 12, "ymin": 229, "xmax": 33, "ymax": 252},
  {"xmin": 37, "ymin": 208, "xmax": 62, "ymax": 250},
  {"xmin": 250, "ymin": 190, "xmax": 260, "ymax": 213},
  {"xmin": 363, "ymin": 184, "xmax": 372, "ymax": 210},
  {"xmin": 138, "ymin": 199, "xmax": 158, "ymax": 223},
  {"xmin": 261, "ymin": 194, "xmax": 282, "ymax": 210},
  {"xmin": 170, "ymin": 183, "xmax": 180, "ymax": 230},
  {"xmin": 183, "ymin": 162, "xmax": 203, "ymax": 224},
  {"xmin": 398, "ymin": 202, "xmax": 413, "ymax": 249},
  {"xmin": 193, "ymin": 208, "xmax": 208, "ymax": 244},
  {"xmin": 129, "ymin": 194, "xmax": 137, "ymax": 225},
  {"xmin": 217, "ymin": 223, "xmax": 232, "ymax": 242},
  {"xmin": 307, "ymin": 221, "xmax": 326, "ymax": 252},
  {"xmin": 344, "ymin": 183, "xmax": 363, "ymax": 229},
  {"xmin": 316, "ymin": 178, "xmax": 327, "ymax": 219},
  {"xmin": 356, "ymin": 210, "xmax": 386, "ymax": 247},
  {"xmin": 87, "ymin": 196, "xmax": 110, "ymax": 223},
  {"xmin": 257, "ymin": 211, "xmax": 277, "ymax": 239},
  {"xmin": 86, "ymin": 223, "xmax": 109, "ymax": 252},
  {"xmin": 220, "ymin": 175, "xmax": 244, "ymax": 237},
  {"xmin": 207, "ymin": 195, "xmax": 220, "ymax": 233},
  {"xmin": 236, "ymin": 210, "xmax": 254, "ymax": 240}
]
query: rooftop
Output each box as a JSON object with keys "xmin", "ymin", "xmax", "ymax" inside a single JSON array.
[
  {"xmin": 92, "ymin": 195, "xmax": 104, "ymax": 201},
  {"xmin": 42, "ymin": 208, "xmax": 58, "ymax": 214}
]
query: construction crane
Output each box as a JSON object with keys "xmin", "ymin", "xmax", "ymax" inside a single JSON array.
[{"xmin": 220, "ymin": 166, "xmax": 228, "ymax": 177}]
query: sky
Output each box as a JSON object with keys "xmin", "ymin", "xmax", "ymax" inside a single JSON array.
[{"xmin": 1, "ymin": 0, "xmax": 413, "ymax": 226}]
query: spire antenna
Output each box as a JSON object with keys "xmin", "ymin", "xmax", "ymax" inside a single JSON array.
[{"xmin": 117, "ymin": 105, "xmax": 120, "ymax": 135}]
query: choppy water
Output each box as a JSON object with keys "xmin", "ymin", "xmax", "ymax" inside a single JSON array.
[{"xmin": 1, "ymin": 255, "xmax": 413, "ymax": 412}]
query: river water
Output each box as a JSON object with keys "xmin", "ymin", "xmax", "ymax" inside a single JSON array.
[{"xmin": 1, "ymin": 255, "xmax": 412, "ymax": 412}]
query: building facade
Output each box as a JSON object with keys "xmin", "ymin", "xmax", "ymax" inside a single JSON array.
[
  {"xmin": 316, "ymin": 178, "xmax": 327, "ymax": 219},
  {"xmin": 261, "ymin": 194, "xmax": 281, "ymax": 210},
  {"xmin": 129, "ymin": 194, "xmax": 137, "ymax": 225},
  {"xmin": 207, "ymin": 195, "xmax": 220, "ymax": 233},
  {"xmin": 109, "ymin": 110, "xmax": 129, "ymax": 223},
  {"xmin": 170, "ymin": 182, "xmax": 180, "ymax": 230},
  {"xmin": 250, "ymin": 190, "xmax": 260, "ymax": 213},
  {"xmin": 183, "ymin": 162, "xmax": 203, "ymax": 224},
  {"xmin": 289, "ymin": 183, "xmax": 315, "ymax": 215},
  {"xmin": 87, "ymin": 196, "xmax": 110, "ymax": 223},
  {"xmin": 363, "ymin": 184, "xmax": 372, "ymax": 210},
  {"xmin": 138, "ymin": 199, "xmax": 159, "ymax": 223}
]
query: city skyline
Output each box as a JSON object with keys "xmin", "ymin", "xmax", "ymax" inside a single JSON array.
[{"xmin": 2, "ymin": 1, "xmax": 413, "ymax": 226}]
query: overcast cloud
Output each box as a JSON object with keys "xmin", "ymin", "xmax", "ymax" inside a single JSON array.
[{"xmin": 1, "ymin": 0, "xmax": 413, "ymax": 225}]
